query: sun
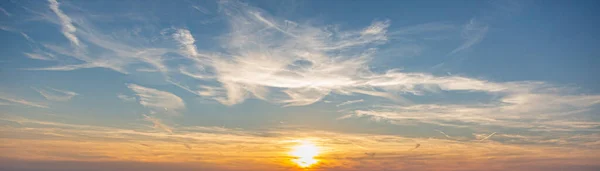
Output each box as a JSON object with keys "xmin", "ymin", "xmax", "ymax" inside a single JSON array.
[{"xmin": 289, "ymin": 141, "xmax": 320, "ymax": 168}]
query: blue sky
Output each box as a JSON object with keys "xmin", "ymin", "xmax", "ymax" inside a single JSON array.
[{"xmin": 1, "ymin": 0, "xmax": 599, "ymax": 171}]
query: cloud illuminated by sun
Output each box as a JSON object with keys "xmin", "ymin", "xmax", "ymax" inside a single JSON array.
[{"xmin": 289, "ymin": 141, "xmax": 320, "ymax": 168}]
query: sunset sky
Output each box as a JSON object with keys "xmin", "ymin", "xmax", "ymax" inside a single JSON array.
[{"xmin": 1, "ymin": 0, "xmax": 599, "ymax": 170}]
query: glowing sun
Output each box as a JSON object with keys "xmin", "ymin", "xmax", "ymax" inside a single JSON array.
[{"xmin": 289, "ymin": 141, "xmax": 320, "ymax": 168}]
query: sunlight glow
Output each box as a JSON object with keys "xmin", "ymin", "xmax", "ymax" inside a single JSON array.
[{"xmin": 289, "ymin": 141, "xmax": 320, "ymax": 168}]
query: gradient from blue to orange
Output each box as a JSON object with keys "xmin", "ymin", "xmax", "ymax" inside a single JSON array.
[{"xmin": 1, "ymin": 0, "xmax": 599, "ymax": 170}]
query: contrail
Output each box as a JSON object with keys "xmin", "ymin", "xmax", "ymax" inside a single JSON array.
[{"xmin": 479, "ymin": 132, "xmax": 496, "ymax": 142}]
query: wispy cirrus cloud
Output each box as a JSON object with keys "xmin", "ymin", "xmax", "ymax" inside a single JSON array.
[
  {"xmin": 127, "ymin": 84, "xmax": 185, "ymax": 114},
  {"xmin": 449, "ymin": 18, "xmax": 489, "ymax": 54},
  {"xmin": 143, "ymin": 114, "xmax": 173, "ymax": 133},
  {"xmin": 48, "ymin": 0, "xmax": 80, "ymax": 47},
  {"xmin": 116, "ymin": 93, "xmax": 136, "ymax": 102},
  {"xmin": 0, "ymin": 94, "xmax": 48, "ymax": 108},
  {"xmin": 0, "ymin": 7, "xmax": 11, "ymax": 16},
  {"xmin": 27, "ymin": 0, "xmax": 552, "ymax": 109},
  {"xmin": 336, "ymin": 99, "xmax": 364, "ymax": 107},
  {"xmin": 24, "ymin": 52, "xmax": 56, "ymax": 61},
  {"xmin": 339, "ymin": 92, "xmax": 600, "ymax": 133},
  {"xmin": 166, "ymin": 1, "xmax": 522, "ymax": 106},
  {"xmin": 33, "ymin": 87, "xmax": 78, "ymax": 101}
]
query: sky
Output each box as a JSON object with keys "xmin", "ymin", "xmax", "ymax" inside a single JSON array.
[{"xmin": 1, "ymin": 0, "xmax": 599, "ymax": 170}]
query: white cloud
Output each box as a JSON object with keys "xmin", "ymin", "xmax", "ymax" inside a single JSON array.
[
  {"xmin": 336, "ymin": 99, "xmax": 364, "ymax": 107},
  {"xmin": 192, "ymin": 5, "xmax": 210, "ymax": 14},
  {"xmin": 127, "ymin": 84, "xmax": 185, "ymax": 114},
  {"xmin": 24, "ymin": 52, "xmax": 55, "ymax": 61},
  {"xmin": 143, "ymin": 114, "xmax": 173, "ymax": 133},
  {"xmin": 48, "ymin": 0, "xmax": 80, "ymax": 47},
  {"xmin": 117, "ymin": 93, "xmax": 136, "ymax": 102},
  {"xmin": 339, "ymin": 92, "xmax": 600, "ymax": 132},
  {"xmin": 172, "ymin": 29, "xmax": 200, "ymax": 58},
  {"xmin": 25, "ymin": 0, "xmax": 600, "ymax": 117},
  {"xmin": 0, "ymin": 94, "xmax": 48, "ymax": 108},
  {"xmin": 450, "ymin": 18, "xmax": 488, "ymax": 54},
  {"xmin": 33, "ymin": 87, "xmax": 78, "ymax": 101},
  {"xmin": 169, "ymin": 2, "xmax": 494, "ymax": 106},
  {"xmin": 0, "ymin": 7, "xmax": 11, "ymax": 16}
]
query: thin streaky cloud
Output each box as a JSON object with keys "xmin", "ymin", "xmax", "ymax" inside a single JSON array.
[
  {"xmin": 143, "ymin": 114, "xmax": 173, "ymax": 134},
  {"xmin": 435, "ymin": 129, "xmax": 452, "ymax": 139},
  {"xmin": 20, "ymin": 32, "xmax": 35, "ymax": 42},
  {"xmin": 0, "ymin": 7, "xmax": 11, "ymax": 16},
  {"xmin": 450, "ymin": 18, "xmax": 488, "ymax": 54},
  {"xmin": 340, "ymin": 93, "xmax": 600, "ymax": 132},
  {"xmin": 33, "ymin": 87, "xmax": 79, "ymax": 102},
  {"xmin": 48, "ymin": 0, "xmax": 80, "ymax": 47},
  {"xmin": 0, "ymin": 95, "xmax": 48, "ymax": 108},
  {"xmin": 336, "ymin": 99, "xmax": 364, "ymax": 107},
  {"xmin": 479, "ymin": 132, "xmax": 497, "ymax": 142},
  {"xmin": 388, "ymin": 22, "xmax": 456, "ymax": 36},
  {"xmin": 24, "ymin": 52, "xmax": 55, "ymax": 61},
  {"xmin": 117, "ymin": 93, "xmax": 136, "ymax": 102},
  {"xmin": 192, "ymin": 5, "xmax": 210, "ymax": 14}
]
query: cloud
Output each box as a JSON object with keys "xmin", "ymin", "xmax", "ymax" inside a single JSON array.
[
  {"xmin": 166, "ymin": 2, "xmax": 516, "ymax": 106},
  {"xmin": 388, "ymin": 22, "xmax": 456, "ymax": 36},
  {"xmin": 117, "ymin": 93, "xmax": 136, "ymax": 102},
  {"xmin": 339, "ymin": 91, "xmax": 600, "ymax": 133},
  {"xmin": 0, "ymin": 94, "xmax": 48, "ymax": 108},
  {"xmin": 479, "ymin": 132, "xmax": 497, "ymax": 142},
  {"xmin": 172, "ymin": 29, "xmax": 200, "ymax": 58},
  {"xmin": 48, "ymin": 0, "xmax": 80, "ymax": 47},
  {"xmin": 143, "ymin": 114, "xmax": 173, "ymax": 133},
  {"xmin": 24, "ymin": 52, "xmax": 56, "ymax": 61},
  {"xmin": 450, "ymin": 18, "xmax": 489, "ymax": 54},
  {"xmin": 20, "ymin": 0, "xmax": 534, "ymax": 108},
  {"xmin": 192, "ymin": 5, "xmax": 210, "ymax": 14},
  {"xmin": 33, "ymin": 87, "xmax": 79, "ymax": 101},
  {"xmin": 435, "ymin": 129, "xmax": 452, "ymax": 139},
  {"xmin": 21, "ymin": 0, "xmax": 600, "ymax": 117},
  {"xmin": 0, "ymin": 7, "xmax": 11, "ymax": 16},
  {"xmin": 336, "ymin": 99, "xmax": 364, "ymax": 107},
  {"xmin": 3, "ymin": 115, "xmax": 600, "ymax": 171},
  {"xmin": 30, "ymin": 2, "xmax": 176, "ymax": 74},
  {"xmin": 127, "ymin": 84, "xmax": 185, "ymax": 114}
]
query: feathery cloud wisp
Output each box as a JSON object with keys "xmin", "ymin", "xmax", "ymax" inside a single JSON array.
[
  {"xmin": 480, "ymin": 132, "xmax": 497, "ymax": 142},
  {"xmin": 127, "ymin": 84, "xmax": 185, "ymax": 114},
  {"xmin": 48, "ymin": 0, "xmax": 80, "ymax": 47},
  {"xmin": 336, "ymin": 99, "xmax": 364, "ymax": 107},
  {"xmin": 24, "ymin": 52, "xmax": 56, "ymax": 61},
  {"xmin": 33, "ymin": 87, "xmax": 78, "ymax": 101},
  {"xmin": 450, "ymin": 18, "xmax": 488, "ymax": 54},
  {"xmin": 0, "ymin": 95, "xmax": 48, "ymax": 108},
  {"xmin": 143, "ymin": 114, "xmax": 173, "ymax": 133},
  {"xmin": 117, "ymin": 93, "xmax": 136, "ymax": 102},
  {"xmin": 0, "ymin": 7, "xmax": 11, "ymax": 16}
]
